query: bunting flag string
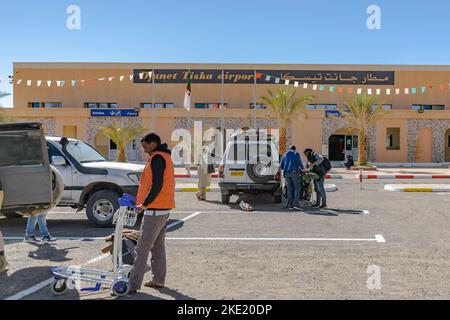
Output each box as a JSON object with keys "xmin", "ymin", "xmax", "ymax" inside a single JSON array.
[{"xmin": 5, "ymin": 68, "xmax": 450, "ymax": 96}]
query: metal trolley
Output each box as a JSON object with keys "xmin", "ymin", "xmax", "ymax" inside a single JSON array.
[{"xmin": 50, "ymin": 194, "xmax": 138, "ymax": 297}]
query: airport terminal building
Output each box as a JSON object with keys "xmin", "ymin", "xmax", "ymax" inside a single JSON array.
[{"xmin": 4, "ymin": 62, "xmax": 450, "ymax": 164}]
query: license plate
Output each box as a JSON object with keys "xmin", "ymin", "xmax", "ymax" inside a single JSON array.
[{"xmin": 230, "ymin": 171, "xmax": 244, "ymax": 177}]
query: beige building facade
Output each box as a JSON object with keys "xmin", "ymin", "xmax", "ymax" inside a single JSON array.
[{"xmin": 3, "ymin": 62, "xmax": 450, "ymax": 164}]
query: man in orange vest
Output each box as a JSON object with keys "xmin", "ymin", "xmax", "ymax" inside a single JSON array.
[{"xmin": 129, "ymin": 133, "xmax": 175, "ymax": 294}]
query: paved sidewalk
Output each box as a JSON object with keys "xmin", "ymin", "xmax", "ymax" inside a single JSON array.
[
  {"xmin": 175, "ymin": 182, "xmax": 338, "ymax": 192},
  {"xmin": 384, "ymin": 184, "xmax": 450, "ymax": 192}
]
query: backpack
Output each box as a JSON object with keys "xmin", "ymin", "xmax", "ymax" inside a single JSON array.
[{"xmin": 322, "ymin": 157, "xmax": 332, "ymax": 174}]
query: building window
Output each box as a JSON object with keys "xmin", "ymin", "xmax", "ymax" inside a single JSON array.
[
  {"xmin": 84, "ymin": 103, "xmax": 118, "ymax": 109},
  {"xmin": 140, "ymin": 103, "xmax": 153, "ymax": 108},
  {"xmin": 372, "ymin": 104, "xmax": 392, "ymax": 111},
  {"xmin": 411, "ymin": 105, "xmax": 445, "ymax": 111},
  {"xmin": 195, "ymin": 103, "xmax": 228, "ymax": 109},
  {"xmin": 144, "ymin": 103, "xmax": 175, "ymax": 109},
  {"xmin": 249, "ymin": 103, "xmax": 267, "ymax": 109},
  {"xmin": 386, "ymin": 128, "xmax": 400, "ymax": 150},
  {"xmin": 305, "ymin": 104, "xmax": 337, "ymax": 110},
  {"xmin": 29, "ymin": 102, "xmax": 62, "ymax": 108}
]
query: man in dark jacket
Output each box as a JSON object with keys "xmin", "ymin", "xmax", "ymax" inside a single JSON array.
[{"xmin": 304, "ymin": 148, "xmax": 327, "ymax": 208}]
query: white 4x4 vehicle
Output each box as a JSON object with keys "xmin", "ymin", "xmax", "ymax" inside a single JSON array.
[
  {"xmin": 46, "ymin": 137, "xmax": 144, "ymax": 227},
  {"xmin": 218, "ymin": 130, "xmax": 282, "ymax": 204}
]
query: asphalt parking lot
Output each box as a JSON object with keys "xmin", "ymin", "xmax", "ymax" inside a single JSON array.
[{"xmin": 1, "ymin": 179, "xmax": 449, "ymax": 300}]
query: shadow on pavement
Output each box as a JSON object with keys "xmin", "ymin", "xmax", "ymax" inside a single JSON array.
[{"xmin": 27, "ymin": 242, "xmax": 77, "ymax": 262}]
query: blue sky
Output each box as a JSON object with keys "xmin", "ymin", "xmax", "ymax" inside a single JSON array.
[{"xmin": 1, "ymin": 0, "xmax": 450, "ymax": 106}]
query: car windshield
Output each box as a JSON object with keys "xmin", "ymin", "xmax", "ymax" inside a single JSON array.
[{"xmin": 64, "ymin": 140, "xmax": 107, "ymax": 163}]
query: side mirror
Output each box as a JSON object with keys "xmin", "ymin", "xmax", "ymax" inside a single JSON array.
[{"xmin": 52, "ymin": 156, "xmax": 67, "ymax": 166}]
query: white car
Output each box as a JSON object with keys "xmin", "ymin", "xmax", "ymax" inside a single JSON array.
[
  {"xmin": 218, "ymin": 130, "xmax": 282, "ymax": 204},
  {"xmin": 45, "ymin": 137, "xmax": 144, "ymax": 227}
]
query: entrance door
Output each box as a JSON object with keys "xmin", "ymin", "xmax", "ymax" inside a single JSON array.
[
  {"xmin": 329, "ymin": 135, "xmax": 345, "ymax": 161},
  {"xmin": 445, "ymin": 129, "xmax": 450, "ymax": 162}
]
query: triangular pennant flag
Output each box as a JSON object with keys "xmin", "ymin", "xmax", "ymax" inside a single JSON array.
[
  {"xmin": 404, "ymin": 88, "xmax": 409, "ymax": 95},
  {"xmin": 294, "ymin": 81, "xmax": 299, "ymax": 88},
  {"xmin": 98, "ymin": 77, "xmax": 105, "ymax": 81},
  {"xmin": 71, "ymin": 80, "xmax": 77, "ymax": 87},
  {"xmin": 47, "ymin": 81, "xmax": 52, "ymax": 87},
  {"xmin": 348, "ymin": 88, "xmax": 353, "ymax": 94},
  {"xmin": 80, "ymin": 80, "xmax": 85, "ymax": 87},
  {"xmin": 91, "ymin": 79, "xmax": 96, "ymax": 86},
  {"xmin": 395, "ymin": 88, "xmax": 400, "ymax": 95},
  {"xmin": 108, "ymin": 77, "xmax": 114, "ymax": 82},
  {"xmin": 386, "ymin": 89, "xmax": 391, "ymax": 95},
  {"xmin": 37, "ymin": 80, "xmax": 42, "ymax": 87},
  {"xmin": 56, "ymin": 81, "xmax": 61, "ymax": 87},
  {"xmin": 357, "ymin": 88, "xmax": 362, "ymax": 95},
  {"xmin": 376, "ymin": 89, "xmax": 381, "ymax": 95},
  {"xmin": 439, "ymin": 84, "xmax": 445, "ymax": 91},
  {"xmin": 421, "ymin": 86, "xmax": 426, "ymax": 93},
  {"xmin": 411, "ymin": 87, "xmax": 417, "ymax": 94},
  {"xmin": 303, "ymin": 83, "xmax": 308, "ymax": 89},
  {"xmin": 265, "ymin": 75, "xmax": 271, "ymax": 81},
  {"xmin": 129, "ymin": 75, "xmax": 134, "ymax": 81},
  {"xmin": 61, "ymin": 80, "xmax": 66, "ymax": 87},
  {"xmin": 120, "ymin": 76, "xmax": 125, "ymax": 82},
  {"xmin": 284, "ymin": 80, "xmax": 290, "ymax": 86},
  {"xmin": 367, "ymin": 88, "xmax": 372, "ymax": 95},
  {"xmin": 275, "ymin": 78, "xmax": 280, "ymax": 84},
  {"xmin": 319, "ymin": 85, "xmax": 324, "ymax": 91},
  {"xmin": 312, "ymin": 85, "xmax": 318, "ymax": 91},
  {"xmin": 329, "ymin": 86, "xmax": 334, "ymax": 92},
  {"xmin": 16, "ymin": 79, "xmax": 23, "ymax": 85},
  {"xmin": 27, "ymin": 80, "xmax": 32, "ymax": 86},
  {"xmin": 338, "ymin": 87, "xmax": 344, "ymax": 93},
  {"xmin": 139, "ymin": 72, "xmax": 145, "ymax": 80},
  {"xmin": 256, "ymin": 72, "xmax": 262, "ymax": 79}
]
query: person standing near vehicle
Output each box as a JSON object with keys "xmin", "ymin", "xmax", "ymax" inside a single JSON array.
[
  {"xmin": 196, "ymin": 145, "xmax": 215, "ymax": 201},
  {"xmin": 129, "ymin": 133, "xmax": 175, "ymax": 294},
  {"xmin": 24, "ymin": 212, "xmax": 57, "ymax": 243},
  {"xmin": 0, "ymin": 180, "xmax": 8, "ymax": 273},
  {"xmin": 304, "ymin": 148, "xmax": 327, "ymax": 208},
  {"xmin": 280, "ymin": 146, "xmax": 304, "ymax": 209}
]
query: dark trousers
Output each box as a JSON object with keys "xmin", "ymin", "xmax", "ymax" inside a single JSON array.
[{"xmin": 285, "ymin": 171, "xmax": 302, "ymax": 207}]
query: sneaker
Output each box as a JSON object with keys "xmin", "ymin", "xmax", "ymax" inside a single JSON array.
[
  {"xmin": 23, "ymin": 236, "xmax": 41, "ymax": 243},
  {"xmin": 42, "ymin": 236, "xmax": 57, "ymax": 242}
]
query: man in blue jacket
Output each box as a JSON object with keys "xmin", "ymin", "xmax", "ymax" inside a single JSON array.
[{"xmin": 280, "ymin": 146, "xmax": 305, "ymax": 209}]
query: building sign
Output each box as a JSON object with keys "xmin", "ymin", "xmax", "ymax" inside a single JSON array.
[
  {"xmin": 90, "ymin": 109, "xmax": 139, "ymax": 117},
  {"xmin": 134, "ymin": 69, "xmax": 395, "ymax": 85},
  {"xmin": 326, "ymin": 110, "xmax": 341, "ymax": 117}
]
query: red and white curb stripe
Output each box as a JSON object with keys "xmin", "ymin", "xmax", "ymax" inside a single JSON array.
[
  {"xmin": 360, "ymin": 175, "xmax": 450, "ymax": 180},
  {"xmin": 176, "ymin": 174, "xmax": 342, "ymax": 179},
  {"xmin": 176, "ymin": 184, "xmax": 338, "ymax": 192}
]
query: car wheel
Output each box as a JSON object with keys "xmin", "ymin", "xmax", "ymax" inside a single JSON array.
[
  {"xmin": 247, "ymin": 155, "xmax": 273, "ymax": 184},
  {"xmin": 221, "ymin": 193, "xmax": 230, "ymax": 204},
  {"xmin": 86, "ymin": 190, "xmax": 120, "ymax": 228}
]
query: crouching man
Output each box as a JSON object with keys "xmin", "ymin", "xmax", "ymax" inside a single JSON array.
[{"xmin": 128, "ymin": 133, "xmax": 175, "ymax": 294}]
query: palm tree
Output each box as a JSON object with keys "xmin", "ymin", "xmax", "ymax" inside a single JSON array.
[
  {"xmin": 339, "ymin": 93, "xmax": 388, "ymax": 166},
  {"xmin": 97, "ymin": 123, "xmax": 145, "ymax": 162},
  {"xmin": 259, "ymin": 87, "xmax": 314, "ymax": 154}
]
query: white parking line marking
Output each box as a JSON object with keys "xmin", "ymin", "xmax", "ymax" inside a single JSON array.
[
  {"xmin": 3, "ymin": 211, "xmax": 203, "ymax": 300},
  {"xmin": 167, "ymin": 235, "xmax": 385, "ymax": 243}
]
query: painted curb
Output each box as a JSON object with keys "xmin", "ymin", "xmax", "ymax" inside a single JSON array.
[
  {"xmin": 176, "ymin": 184, "xmax": 338, "ymax": 193},
  {"xmin": 175, "ymin": 174, "xmax": 343, "ymax": 179},
  {"xmin": 362, "ymin": 175, "xmax": 450, "ymax": 180},
  {"xmin": 384, "ymin": 185, "xmax": 450, "ymax": 192}
]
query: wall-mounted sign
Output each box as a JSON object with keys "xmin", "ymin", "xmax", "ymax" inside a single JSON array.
[
  {"xmin": 90, "ymin": 109, "xmax": 139, "ymax": 117},
  {"xmin": 133, "ymin": 69, "xmax": 395, "ymax": 85},
  {"xmin": 326, "ymin": 110, "xmax": 341, "ymax": 118}
]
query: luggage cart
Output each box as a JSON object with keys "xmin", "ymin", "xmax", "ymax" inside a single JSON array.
[{"xmin": 50, "ymin": 194, "xmax": 138, "ymax": 297}]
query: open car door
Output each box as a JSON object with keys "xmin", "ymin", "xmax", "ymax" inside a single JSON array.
[{"xmin": 0, "ymin": 123, "xmax": 53, "ymax": 213}]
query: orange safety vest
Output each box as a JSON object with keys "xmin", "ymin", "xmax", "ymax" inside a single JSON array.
[{"xmin": 136, "ymin": 151, "xmax": 175, "ymax": 210}]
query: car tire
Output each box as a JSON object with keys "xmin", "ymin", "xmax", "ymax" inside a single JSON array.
[
  {"xmin": 86, "ymin": 190, "xmax": 120, "ymax": 228},
  {"xmin": 247, "ymin": 155, "xmax": 273, "ymax": 184},
  {"xmin": 221, "ymin": 193, "xmax": 230, "ymax": 204}
]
